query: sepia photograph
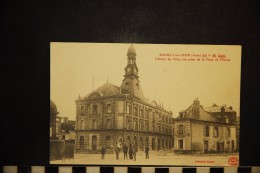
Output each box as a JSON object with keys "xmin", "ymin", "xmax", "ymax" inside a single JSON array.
[{"xmin": 50, "ymin": 43, "xmax": 241, "ymax": 166}]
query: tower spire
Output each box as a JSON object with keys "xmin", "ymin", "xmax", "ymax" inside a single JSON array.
[{"xmin": 120, "ymin": 45, "xmax": 145, "ymax": 101}]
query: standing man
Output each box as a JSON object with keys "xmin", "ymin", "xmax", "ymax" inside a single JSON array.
[
  {"xmin": 145, "ymin": 145, "xmax": 149, "ymax": 159},
  {"xmin": 115, "ymin": 146, "xmax": 120, "ymax": 160},
  {"xmin": 133, "ymin": 144, "xmax": 138, "ymax": 161},
  {"xmin": 129, "ymin": 144, "xmax": 133, "ymax": 159},
  {"xmin": 101, "ymin": 146, "xmax": 106, "ymax": 159},
  {"xmin": 123, "ymin": 144, "xmax": 128, "ymax": 160}
]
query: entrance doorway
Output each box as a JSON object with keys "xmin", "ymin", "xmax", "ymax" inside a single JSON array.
[{"xmin": 92, "ymin": 135, "xmax": 97, "ymax": 150}]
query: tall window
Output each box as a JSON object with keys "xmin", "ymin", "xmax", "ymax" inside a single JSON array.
[
  {"xmin": 145, "ymin": 122, "xmax": 149, "ymax": 131},
  {"xmin": 134, "ymin": 120, "xmax": 138, "ymax": 131},
  {"xmin": 107, "ymin": 104, "xmax": 112, "ymax": 113},
  {"xmin": 127, "ymin": 119, "xmax": 131, "ymax": 130},
  {"xmin": 205, "ymin": 126, "xmax": 210, "ymax": 137},
  {"xmin": 145, "ymin": 110, "xmax": 149, "ymax": 119},
  {"xmin": 158, "ymin": 124, "xmax": 161, "ymax": 133},
  {"xmin": 81, "ymin": 106, "xmax": 85, "ymax": 115},
  {"xmin": 106, "ymin": 119, "xmax": 111, "ymax": 129},
  {"xmin": 162, "ymin": 115, "xmax": 165, "ymax": 122},
  {"xmin": 140, "ymin": 109, "xmax": 143, "ymax": 118},
  {"xmin": 134, "ymin": 106, "xmax": 138, "ymax": 116},
  {"xmin": 80, "ymin": 120, "xmax": 85, "ymax": 130},
  {"xmin": 92, "ymin": 120, "xmax": 97, "ymax": 129},
  {"xmin": 140, "ymin": 121, "xmax": 143, "ymax": 131},
  {"xmin": 213, "ymin": 127, "xmax": 219, "ymax": 137},
  {"xmin": 162, "ymin": 126, "xmax": 165, "ymax": 134},
  {"xmin": 153, "ymin": 124, "xmax": 155, "ymax": 132},
  {"xmin": 93, "ymin": 105, "xmax": 98, "ymax": 114},
  {"xmin": 227, "ymin": 127, "xmax": 231, "ymax": 137},
  {"xmin": 126, "ymin": 104, "xmax": 131, "ymax": 114},
  {"xmin": 178, "ymin": 125, "xmax": 184, "ymax": 135},
  {"xmin": 178, "ymin": 140, "xmax": 183, "ymax": 149}
]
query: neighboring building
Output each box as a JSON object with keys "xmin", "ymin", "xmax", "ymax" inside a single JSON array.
[
  {"xmin": 75, "ymin": 45, "xmax": 173, "ymax": 153},
  {"xmin": 50, "ymin": 100, "xmax": 59, "ymax": 139},
  {"xmin": 174, "ymin": 98, "xmax": 238, "ymax": 154}
]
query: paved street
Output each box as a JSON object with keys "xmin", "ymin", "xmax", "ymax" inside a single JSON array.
[{"xmin": 50, "ymin": 151, "xmax": 239, "ymax": 166}]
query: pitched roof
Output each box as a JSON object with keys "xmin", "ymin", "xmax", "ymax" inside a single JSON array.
[
  {"xmin": 203, "ymin": 106, "xmax": 235, "ymax": 113},
  {"xmin": 83, "ymin": 82, "xmax": 121, "ymax": 99},
  {"xmin": 179, "ymin": 103, "xmax": 220, "ymax": 122}
]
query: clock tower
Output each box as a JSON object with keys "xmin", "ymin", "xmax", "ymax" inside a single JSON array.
[{"xmin": 121, "ymin": 45, "xmax": 146, "ymax": 101}]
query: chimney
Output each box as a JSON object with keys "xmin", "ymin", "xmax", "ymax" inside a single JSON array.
[
  {"xmin": 221, "ymin": 106, "xmax": 225, "ymax": 122},
  {"xmin": 193, "ymin": 97, "xmax": 200, "ymax": 118},
  {"xmin": 229, "ymin": 106, "xmax": 233, "ymax": 110}
]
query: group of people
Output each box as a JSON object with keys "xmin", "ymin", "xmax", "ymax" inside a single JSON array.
[{"xmin": 100, "ymin": 144, "xmax": 150, "ymax": 161}]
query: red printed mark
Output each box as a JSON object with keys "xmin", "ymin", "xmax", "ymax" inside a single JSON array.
[{"xmin": 228, "ymin": 157, "xmax": 239, "ymax": 166}]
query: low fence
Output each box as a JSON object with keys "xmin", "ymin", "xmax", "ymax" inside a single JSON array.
[{"xmin": 50, "ymin": 140, "xmax": 74, "ymax": 161}]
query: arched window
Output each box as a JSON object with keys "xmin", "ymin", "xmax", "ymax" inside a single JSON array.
[
  {"xmin": 105, "ymin": 135, "xmax": 111, "ymax": 148},
  {"xmin": 80, "ymin": 136, "xmax": 84, "ymax": 148},
  {"xmin": 92, "ymin": 120, "xmax": 97, "ymax": 129}
]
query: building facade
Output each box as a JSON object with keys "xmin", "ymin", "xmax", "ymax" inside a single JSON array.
[
  {"xmin": 174, "ymin": 98, "xmax": 238, "ymax": 154},
  {"xmin": 75, "ymin": 45, "xmax": 173, "ymax": 153}
]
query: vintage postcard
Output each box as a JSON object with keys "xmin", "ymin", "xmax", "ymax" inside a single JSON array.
[{"xmin": 50, "ymin": 43, "xmax": 241, "ymax": 166}]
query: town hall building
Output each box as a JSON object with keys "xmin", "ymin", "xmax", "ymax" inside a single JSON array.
[{"xmin": 75, "ymin": 45, "xmax": 173, "ymax": 153}]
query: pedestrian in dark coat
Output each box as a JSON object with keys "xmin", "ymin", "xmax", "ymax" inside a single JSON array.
[
  {"xmin": 145, "ymin": 146, "xmax": 149, "ymax": 159},
  {"xmin": 115, "ymin": 146, "xmax": 120, "ymax": 160},
  {"xmin": 123, "ymin": 144, "xmax": 128, "ymax": 159},
  {"xmin": 129, "ymin": 144, "xmax": 133, "ymax": 159},
  {"xmin": 101, "ymin": 146, "xmax": 106, "ymax": 159}
]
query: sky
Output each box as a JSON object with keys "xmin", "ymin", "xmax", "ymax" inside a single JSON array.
[{"xmin": 51, "ymin": 43, "xmax": 241, "ymax": 120}]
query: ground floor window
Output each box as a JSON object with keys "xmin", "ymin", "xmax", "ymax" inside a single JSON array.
[
  {"xmin": 178, "ymin": 140, "xmax": 183, "ymax": 149},
  {"xmin": 80, "ymin": 136, "xmax": 84, "ymax": 148}
]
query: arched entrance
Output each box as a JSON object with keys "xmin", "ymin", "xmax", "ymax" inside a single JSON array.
[
  {"xmin": 152, "ymin": 138, "xmax": 155, "ymax": 150},
  {"xmin": 158, "ymin": 138, "xmax": 161, "ymax": 150},
  {"xmin": 92, "ymin": 135, "xmax": 97, "ymax": 150},
  {"xmin": 139, "ymin": 137, "xmax": 143, "ymax": 150},
  {"xmin": 80, "ymin": 136, "xmax": 84, "ymax": 148},
  {"xmin": 105, "ymin": 135, "xmax": 111, "ymax": 148}
]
